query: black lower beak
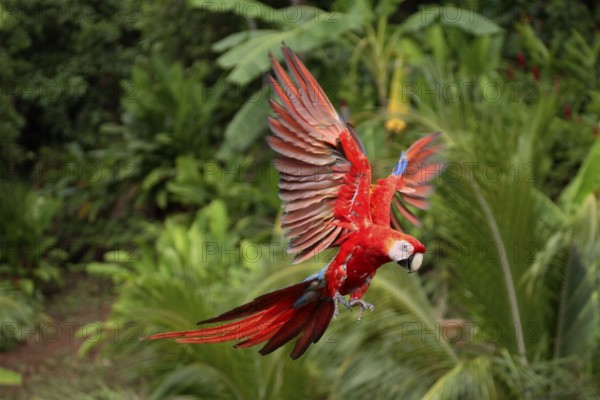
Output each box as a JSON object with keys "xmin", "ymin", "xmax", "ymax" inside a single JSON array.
[{"xmin": 397, "ymin": 254, "xmax": 414, "ymax": 272}]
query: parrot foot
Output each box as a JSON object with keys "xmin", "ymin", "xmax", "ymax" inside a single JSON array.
[
  {"xmin": 333, "ymin": 293, "xmax": 352, "ymax": 319},
  {"xmin": 332, "ymin": 294, "xmax": 374, "ymax": 321},
  {"xmin": 349, "ymin": 299, "xmax": 375, "ymax": 323}
]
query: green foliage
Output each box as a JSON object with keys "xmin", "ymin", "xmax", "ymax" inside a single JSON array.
[
  {"xmin": 191, "ymin": 0, "xmax": 365, "ymax": 157},
  {"xmin": 3, "ymin": 0, "xmax": 600, "ymax": 398},
  {"xmin": 87, "ymin": 206, "xmax": 319, "ymax": 398},
  {"xmin": 167, "ymin": 155, "xmax": 279, "ymax": 222},
  {"xmin": 401, "ymin": 4, "xmax": 502, "ymax": 36},
  {"xmin": 0, "ymin": 0, "xmax": 247, "ymax": 269},
  {"xmin": 512, "ymin": 25, "xmax": 600, "ymax": 199},
  {"xmin": 123, "ymin": 57, "xmax": 222, "ymax": 160},
  {"xmin": 205, "ymin": 0, "xmax": 505, "ymax": 160},
  {"xmin": 560, "ymin": 138, "xmax": 600, "ymax": 212},
  {"xmin": 92, "ymin": 54, "xmax": 278, "ymax": 218},
  {"xmin": 194, "ymin": 0, "xmax": 364, "ymax": 86},
  {"xmin": 135, "ymin": 0, "xmax": 243, "ymax": 69},
  {"xmin": 0, "ymin": 282, "xmax": 41, "ymax": 350},
  {"xmin": 94, "ymin": 56, "xmax": 227, "ymax": 209},
  {"xmin": 394, "ymin": 25, "xmax": 600, "ymax": 397},
  {"xmin": 0, "ymin": 0, "xmax": 138, "ymax": 149},
  {"xmin": 551, "ymin": 195, "xmax": 600, "ymax": 361},
  {"xmin": 311, "ymin": 268, "xmax": 458, "ymax": 399},
  {"xmin": 216, "ymin": 88, "xmax": 271, "ymax": 161},
  {"xmin": 0, "ymin": 182, "xmax": 58, "ymax": 349},
  {"xmin": 0, "ymin": 182, "xmax": 62, "ymax": 287}
]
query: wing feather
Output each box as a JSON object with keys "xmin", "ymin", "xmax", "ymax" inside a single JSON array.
[
  {"xmin": 267, "ymin": 47, "xmax": 372, "ymax": 263},
  {"xmin": 267, "ymin": 136, "xmax": 334, "ymax": 165},
  {"xmin": 390, "ymin": 133, "xmax": 443, "ymax": 230}
]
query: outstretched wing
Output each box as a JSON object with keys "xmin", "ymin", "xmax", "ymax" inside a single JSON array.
[
  {"xmin": 390, "ymin": 132, "xmax": 443, "ymax": 230},
  {"xmin": 267, "ymin": 47, "xmax": 372, "ymax": 264}
]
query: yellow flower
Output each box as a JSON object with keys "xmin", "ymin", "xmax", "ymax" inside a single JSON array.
[
  {"xmin": 385, "ymin": 117, "xmax": 407, "ymax": 133},
  {"xmin": 385, "ymin": 58, "xmax": 409, "ymax": 134}
]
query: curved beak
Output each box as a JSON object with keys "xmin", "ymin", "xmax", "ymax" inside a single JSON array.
[
  {"xmin": 397, "ymin": 253, "xmax": 423, "ymax": 273},
  {"xmin": 397, "ymin": 256, "xmax": 412, "ymax": 272}
]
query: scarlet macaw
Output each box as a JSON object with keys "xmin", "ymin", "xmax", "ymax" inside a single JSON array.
[{"xmin": 147, "ymin": 47, "xmax": 442, "ymax": 359}]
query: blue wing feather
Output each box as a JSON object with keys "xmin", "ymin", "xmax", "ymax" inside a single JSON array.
[{"xmin": 392, "ymin": 151, "xmax": 408, "ymax": 176}]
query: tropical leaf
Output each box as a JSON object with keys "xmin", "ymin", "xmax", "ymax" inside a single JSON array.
[
  {"xmin": 214, "ymin": 11, "xmax": 362, "ymax": 85},
  {"xmin": 422, "ymin": 357, "xmax": 496, "ymax": 400},
  {"xmin": 213, "ymin": 30, "xmax": 278, "ymax": 53},
  {"xmin": 493, "ymin": 352, "xmax": 599, "ymax": 399},
  {"xmin": 440, "ymin": 5, "xmax": 502, "ymax": 36},
  {"xmin": 553, "ymin": 195, "xmax": 600, "ymax": 360},
  {"xmin": 217, "ymin": 88, "xmax": 270, "ymax": 160},
  {"xmin": 97, "ymin": 221, "xmax": 321, "ymax": 399},
  {"xmin": 0, "ymin": 282, "xmax": 41, "ymax": 346},
  {"xmin": 401, "ymin": 5, "xmax": 502, "ymax": 36},
  {"xmin": 314, "ymin": 268, "xmax": 459, "ymax": 399},
  {"xmin": 559, "ymin": 136, "xmax": 600, "ymax": 213},
  {"xmin": 189, "ymin": 0, "xmax": 282, "ymax": 23},
  {"xmin": 374, "ymin": 0, "xmax": 405, "ymax": 19}
]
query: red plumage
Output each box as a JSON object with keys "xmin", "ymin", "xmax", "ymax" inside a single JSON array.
[
  {"xmin": 146, "ymin": 279, "xmax": 334, "ymax": 359},
  {"xmin": 146, "ymin": 46, "xmax": 442, "ymax": 359}
]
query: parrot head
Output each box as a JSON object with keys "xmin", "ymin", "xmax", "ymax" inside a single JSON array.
[{"xmin": 386, "ymin": 235, "xmax": 426, "ymax": 273}]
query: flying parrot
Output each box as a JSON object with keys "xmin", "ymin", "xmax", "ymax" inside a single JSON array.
[{"xmin": 147, "ymin": 46, "xmax": 442, "ymax": 359}]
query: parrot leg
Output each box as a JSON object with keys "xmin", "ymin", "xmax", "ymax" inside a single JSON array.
[
  {"xmin": 332, "ymin": 293, "xmax": 374, "ymax": 321},
  {"xmin": 349, "ymin": 299, "xmax": 375, "ymax": 322},
  {"xmin": 333, "ymin": 292, "xmax": 352, "ymax": 319}
]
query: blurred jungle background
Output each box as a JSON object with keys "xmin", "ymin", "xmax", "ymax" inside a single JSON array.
[{"xmin": 1, "ymin": 0, "xmax": 600, "ymax": 398}]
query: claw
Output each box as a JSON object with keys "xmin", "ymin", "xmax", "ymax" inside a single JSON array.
[
  {"xmin": 332, "ymin": 293, "xmax": 374, "ymax": 322},
  {"xmin": 349, "ymin": 299, "xmax": 375, "ymax": 323},
  {"xmin": 333, "ymin": 292, "xmax": 352, "ymax": 319}
]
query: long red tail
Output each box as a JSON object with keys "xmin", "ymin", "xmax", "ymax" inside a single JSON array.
[{"xmin": 146, "ymin": 278, "xmax": 335, "ymax": 359}]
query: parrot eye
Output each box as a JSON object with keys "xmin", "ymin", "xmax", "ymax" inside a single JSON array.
[{"xmin": 388, "ymin": 240, "xmax": 414, "ymax": 262}]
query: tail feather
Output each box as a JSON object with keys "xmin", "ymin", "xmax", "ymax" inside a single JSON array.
[
  {"xmin": 259, "ymin": 300, "xmax": 319, "ymax": 356},
  {"xmin": 312, "ymin": 300, "xmax": 335, "ymax": 342},
  {"xmin": 146, "ymin": 279, "xmax": 335, "ymax": 359},
  {"xmin": 291, "ymin": 317, "xmax": 318, "ymax": 359},
  {"xmin": 198, "ymin": 282, "xmax": 308, "ymax": 324},
  {"xmin": 146, "ymin": 311, "xmax": 268, "ymax": 341},
  {"xmin": 291, "ymin": 300, "xmax": 335, "ymax": 359}
]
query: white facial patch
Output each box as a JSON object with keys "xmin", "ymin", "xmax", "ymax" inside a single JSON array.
[{"xmin": 388, "ymin": 241, "xmax": 414, "ymax": 262}]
